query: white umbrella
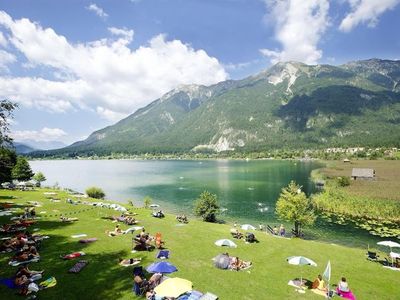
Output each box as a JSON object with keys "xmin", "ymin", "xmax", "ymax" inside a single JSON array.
[
  {"xmin": 287, "ymin": 256, "xmax": 317, "ymax": 291},
  {"xmin": 377, "ymin": 241, "xmax": 400, "ymax": 266},
  {"xmin": 215, "ymin": 239, "xmax": 237, "ymax": 248},
  {"xmin": 241, "ymin": 224, "xmax": 256, "ymax": 230}
]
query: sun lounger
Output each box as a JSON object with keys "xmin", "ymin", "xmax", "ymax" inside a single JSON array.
[
  {"xmin": 366, "ymin": 251, "xmax": 379, "ymax": 261},
  {"xmin": 69, "ymin": 260, "xmax": 89, "ymax": 273}
]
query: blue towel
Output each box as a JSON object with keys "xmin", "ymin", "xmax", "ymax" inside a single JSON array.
[
  {"xmin": 0, "ymin": 277, "xmax": 19, "ymax": 289},
  {"xmin": 156, "ymin": 250, "xmax": 170, "ymax": 259}
]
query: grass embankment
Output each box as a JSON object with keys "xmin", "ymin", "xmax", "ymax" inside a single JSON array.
[
  {"xmin": 0, "ymin": 189, "xmax": 399, "ymax": 300},
  {"xmin": 319, "ymin": 160, "xmax": 400, "ymax": 201},
  {"xmin": 313, "ymin": 160, "xmax": 400, "ymax": 237}
]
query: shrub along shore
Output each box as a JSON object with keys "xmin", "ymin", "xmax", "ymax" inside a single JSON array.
[{"xmin": 0, "ymin": 188, "xmax": 399, "ymax": 299}]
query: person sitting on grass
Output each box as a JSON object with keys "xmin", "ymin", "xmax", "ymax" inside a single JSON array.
[
  {"xmin": 106, "ymin": 224, "xmax": 123, "ymax": 237},
  {"xmin": 337, "ymin": 277, "xmax": 350, "ymax": 293},
  {"xmin": 312, "ymin": 275, "xmax": 327, "ymax": 292}
]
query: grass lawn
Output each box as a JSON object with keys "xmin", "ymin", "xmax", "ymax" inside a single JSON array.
[
  {"xmin": 319, "ymin": 160, "xmax": 400, "ymax": 201},
  {"xmin": 0, "ymin": 188, "xmax": 399, "ymax": 300}
]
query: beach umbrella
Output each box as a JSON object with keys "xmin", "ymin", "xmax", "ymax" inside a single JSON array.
[
  {"xmin": 214, "ymin": 239, "xmax": 237, "ymax": 248},
  {"xmin": 213, "ymin": 254, "xmax": 230, "ymax": 269},
  {"xmin": 154, "ymin": 277, "xmax": 192, "ymax": 298},
  {"xmin": 123, "ymin": 226, "xmax": 143, "ymax": 234},
  {"xmin": 241, "ymin": 224, "xmax": 256, "ymax": 230},
  {"xmin": 323, "ymin": 260, "xmax": 332, "ymax": 298},
  {"xmin": 146, "ymin": 261, "xmax": 177, "ymax": 274},
  {"xmin": 287, "ymin": 256, "xmax": 317, "ymax": 290},
  {"xmin": 377, "ymin": 241, "xmax": 400, "ymax": 266}
]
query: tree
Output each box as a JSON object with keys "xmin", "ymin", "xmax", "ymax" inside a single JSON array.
[
  {"xmin": 194, "ymin": 190, "xmax": 220, "ymax": 222},
  {"xmin": 33, "ymin": 172, "xmax": 46, "ymax": 187},
  {"xmin": 143, "ymin": 196, "xmax": 152, "ymax": 208},
  {"xmin": 0, "ymin": 148, "xmax": 17, "ymax": 183},
  {"xmin": 0, "ymin": 99, "xmax": 18, "ymax": 147},
  {"xmin": 85, "ymin": 186, "xmax": 105, "ymax": 199},
  {"xmin": 12, "ymin": 156, "xmax": 34, "ymax": 181},
  {"xmin": 275, "ymin": 181, "xmax": 315, "ymax": 237}
]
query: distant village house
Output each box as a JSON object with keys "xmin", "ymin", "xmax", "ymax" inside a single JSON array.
[{"xmin": 351, "ymin": 168, "xmax": 375, "ymax": 180}]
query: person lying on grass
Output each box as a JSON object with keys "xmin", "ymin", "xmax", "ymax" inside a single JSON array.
[
  {"xmin": 229, "ymin": 256, "xmax": 252, "ymax": 271},
  {"xmin": 12, "ymin": 245, "xmax": 40, "ymax": 262},
  {"xmin": 60, "ymin": 215, "xmax": 78, "ymax": 222},
  {"xmin": 118, "ymin": 258, "xmax": 141, "ymax": 266}
]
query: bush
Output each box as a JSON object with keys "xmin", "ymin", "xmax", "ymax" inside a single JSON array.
[
  {"xmin": 194, "ymin": 190, "xmax": 220, "ymax": 222},
  {"xmin": 86, "ymin": 186, "xmax": 105, "ymax": 199},
  {"xmin": 143, "ymin": 196, "xmax": 152, "ymax": 208},
  {"xmin": 336, "ymin": 176, "xmax": 351, "ymax": 187}
]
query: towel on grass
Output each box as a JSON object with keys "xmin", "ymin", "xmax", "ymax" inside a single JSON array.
[
  {"xmin": 61, "ymin": 251, "xmax": 85, "ymax": 260},
  {"xmin": 69, "ymin": 260, "xmax": 89, "ymax": 273},
  {"xmin": 79, "ymin": 238, "xmax": 98, "ymax": 243},
  {"xmin": 71, "ymin": 234, "xmax": 87, "ymax": 238},
  {"xmin": 39, "ymin": 276, "xmax": 57, "ymax": 289}
]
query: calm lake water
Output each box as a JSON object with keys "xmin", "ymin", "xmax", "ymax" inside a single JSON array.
[{"xmin": 30, "ymin": 159, "xmax": 379, "ymax": 248}]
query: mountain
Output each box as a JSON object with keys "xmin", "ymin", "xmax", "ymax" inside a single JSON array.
[
  {"xmin": 36, "ymin": 59, "xmax": 400, "ymax": 156},
  {"xmin": 18, "ymin": 140, "xmax": 67, "ymax": 151},
  {"xmin": 13, "ymin": 142, "xmax": 37, "ymax": 154}
]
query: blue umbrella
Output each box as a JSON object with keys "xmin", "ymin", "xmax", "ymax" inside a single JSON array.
[{"xmin": 146, "ymin": 261, "xmax": 177, "ymax": 274}]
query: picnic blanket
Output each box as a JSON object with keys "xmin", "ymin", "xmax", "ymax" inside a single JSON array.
[
  {"xmin": 69, "ymin": 260, "xmax": 89, "ymax": 273},
  {"xmin": 61, "ymin": 251, "xmax": 85, "ymax": 260},
  {"xmin": 0, "ymin": 277, "xmax": 19, "ymax": 289},
  {"xmin": 337, "ymin": 288, "xmax": 357, "ymax": 300},
  {"xmin": 79, "ymin": 238, "xmax": 98, "ymax": 243}
]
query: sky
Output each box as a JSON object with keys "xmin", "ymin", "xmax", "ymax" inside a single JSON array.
[{"xmin": 0, "ymin": 0, "xmax": 399, "ymax": 147}]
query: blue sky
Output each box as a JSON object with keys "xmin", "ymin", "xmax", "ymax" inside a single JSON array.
[{"xmin": 0, "ymin": 0, "xmax": 399, "ymax": 147}]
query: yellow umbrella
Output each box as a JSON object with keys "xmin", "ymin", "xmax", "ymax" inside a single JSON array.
[{"xmin": 154, "ymin": 277, "xmax": 192, "ymax": 298}]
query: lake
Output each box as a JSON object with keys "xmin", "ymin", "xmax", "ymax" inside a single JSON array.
[{"xmin": 30, "ymin": 159, "xmax": 379, "ymax": 248}]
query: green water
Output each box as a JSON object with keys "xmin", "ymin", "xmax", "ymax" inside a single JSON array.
[{"xmin": 30, "ymin": 159, "xmax": 381, "ymax": 248}]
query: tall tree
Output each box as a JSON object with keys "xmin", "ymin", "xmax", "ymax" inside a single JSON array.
[
  {"xmin": 12, "ymin": 156, "xmax": 34, "ymax": 181},
  {"xmin": 0, "ymin": 148, "xmax": 17, "ymax": 183},
  {"xmin": 275, "ymin": 180, "xmax": 315, "ymax": 237},
  {"xmin": 0, "ymin": 99, "xmax": 18, "ymax": 147},
  {"xmin": 194, "ymin": 190, "xmax": 220, "ymax": 222}
]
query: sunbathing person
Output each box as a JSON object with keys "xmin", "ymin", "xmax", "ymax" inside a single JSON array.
[
  {"xmin": 16, "ymin": 265, "xmax": 44, "ymax": 278},
  {"xmin": 312, "ymin": 275, "xmax": 327, "ymax": 292},
  {"xmin": 106, "ymin": 224, "xmax": 123, "ymax": 237},
  {"xmin": 60, "ymin": 215, "xmax": 79, "ymax": 222},
  {"xmin": 118, "ymin": 258, "xmax": 141, "ymax": 266}
]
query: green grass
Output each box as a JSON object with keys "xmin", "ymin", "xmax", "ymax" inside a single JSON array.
[{"xmin": 0, "ymin": 189, "xmax": 399, "ymax": 300}]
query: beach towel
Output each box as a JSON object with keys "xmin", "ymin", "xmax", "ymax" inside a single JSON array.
[
  {"xmin": 187, "ymin": 290, "xmax": 204, "ymax": 300},
  {"xmin": 199, "ymin": 292, "xmax": 219, "ymax": 300},
  {"xmin": 337, "ymin": 288, "xmax": 357, "ymax": 300},
  {"xmin": 79, "ymin": 238, "xmax": 98, "ymax": 243},
  {"xmin": 69, "ymin": 260, "xmax": 89, "ymax": 273},
  {"xmin": 156, "ymin": 250, "xmax": 170, "ymax": 259},
  {"xmin": 39, "ymin": 276, "xmax": 57, "ymax": 289},
  {"xmin": 71, "ymin": 234, "xmax": 87, "ymax": 238},
  {"xmin": 9, "ymin": 257, "xmax": 40, "ymax": 266},
  {"xmin": 0, "ymin": 277, "xmax": 19, "ymax": 289},
  {"xmin": 61, "ymin": 251, "xmax": 85, "ymax": 260}
]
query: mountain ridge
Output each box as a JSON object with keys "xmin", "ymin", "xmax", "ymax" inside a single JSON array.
[{"xmin": 33, "ymin": 58, "xmax": 400, "ymax": 156}]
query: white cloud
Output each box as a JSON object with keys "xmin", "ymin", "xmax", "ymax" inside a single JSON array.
[
  {"xmin": 0, "ymin": 11, "xmax": 227, "ymax": 121},
  {"xmin": 339, "ymin": 0, "xmax": 400, "ymax": 32},
  {"xmin": 0, "ymin": 31, "xmax": 8, "ymax": 46},
  {"xmin": 13, "ymin": 127, "xmax": 67, "ymax": 142},
  {"xmin": 86, "ymin": 3, "xmax": 108, "ymax": 19},
  {"xmin": 261, "ymin": 0, "xmax": 330, "ymax": 64},
  {"xmin": 0, "ymin": 49, "xmax": 16, "ymax": 71}
]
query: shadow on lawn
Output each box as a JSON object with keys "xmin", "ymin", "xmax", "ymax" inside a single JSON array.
[{"xmin": 0, "ymin": 218, "xmax": 155, "ymax": 299}]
